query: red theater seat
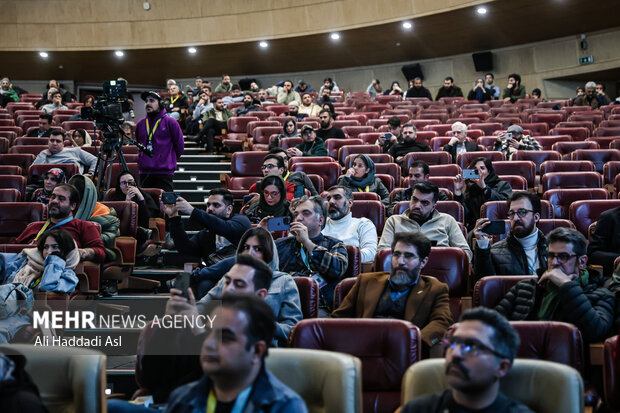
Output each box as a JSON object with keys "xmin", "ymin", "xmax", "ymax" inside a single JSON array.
[
  {"xmin": 541, "ymin": 171, "xmax": 603, "ymax": 192},
  {"xmin": 539, "ymin": 160, "xmax": 595, "ymax": 175},
  {"xmin": 293, "ymin": 277, "xmax": 319, "ymax": 319},
  {"xmin": 0, "ymin": 202, "xmax": 47, "ymax": 242},
  {"xmin": 550, "ymin": 127, "xmax": 590, "ymax": 141},
  {"xmin": 279, "ymin": 137, "xmax": 302, "ymax": 150},
  {"xmin": 342, "ymin": 126, "xmax": 375, "ymax": 139},
  {"xmin": 528, "ymin": 113, "xmax": 564, "ymax": 128},
  {"xmin": 0, "ymin": 154, "xmax": 35, "ymax": 176},
  {"xmin": 543, "ymin": 188, "xmax": 610, "ymax": 219},
  {"xmin": 344, "ymin": 153, "xmax": 393, "ymax": 168},
  {"xmin": 594, "ymin": 127, "xmax": 620, "ymax": 137},
  {"xmin": 569, "ymin": 199, "xmax": 620, "ymax": 237},
  {"xmin": 570, "ymin": 149, "xmax": 620, "ymax": 173},
  {"xmin": 0, "ymin": 188, "xmax": 20, "ymax": 202},
  {"xmin": 375, "ymin": 163, "xmax": 401, "ymax": 187},
  {"xmin": 0, "ymin": 165, "xmax": 21, "ymax": 175},
  {"xmin": 480, "ymin": 200, "xmax": 554, "ymax": 220},
  {"xmin": 588, "ymin": 136, "xmax": 620, "ymax": 149},
  {"xmin": 456, "ymin": 151, "xmax": 505, "ymax": 169},
  {"xmin": 351, "ymin": 200, "xmax": 385, "ymax": 234},
  {"xmin": 291, "ymin": 162, "xmax": 341, "ymax": 189},
  {"xmin": 603, "ymin": 161, "xmax": 620, "ymax": 186},
  {"xmin": 9, "ymin": 145, "xmax": 48, "ymax": 157},
  {"xmin": 468, "ymin": 122, "xmax": 503, "ymax": 136},
  {"xmin": 403, "ymin": 152, "xmax": 451, "ymax": 169},
  {"xmin": 221, "ymin": 176, "xmax": 261, "ymax": 199},
  {"xmin": 536, "ymin": 219, "xmax": 576, "ymax": 234},
  {"xmin": 493, "ymin": 160, "xmax": 536, "ymax": 189},
  {"xmin": 498, "ymin": 175, "xmax": 528, "ymax": 191},
  {"xmin": 326, "ymin": 138, "xmax": 363, "ymax": 160},
  {"xmin": 603, "ymin": 335, "xmax": 620, "ymax": 412},
  {"xmin": 512, "ymin": 150, "xmax": 561, "ymax": 173},
  {"xmin": 473, "ymin": 275, "xmax": 536, "ymax": 308},
  {"xmin": 337, "ymin": 144, "xmax": 381, "ymax": 165},
  {"xmin": 230, "ymin": 151, "xmax": 266, "ymax": 176}
]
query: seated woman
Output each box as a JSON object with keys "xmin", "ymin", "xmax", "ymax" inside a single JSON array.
[
  {"xmin": 454, "ymin": 157, "xmax": 512, "ymax": 231},
  {"xmin": 269, "ymin": 117, "xmax": 298, "ymax": 149},
  {"xmin": 337, "ymin": 154, "xmax": 390, "ymax": 206},
  {"xmin": 467, "ymin": 78, "xmax": 493, "ymax": 103},
  {"xmin": 243, "ymin": 175, "xmax": 292, "ymax": 224},
  {"xmin": 321, "ymin": 102, "xmax": 338, "ymax": 119},
  {"xmin": 68, "ymin": 128, "xmax": 92, "ymax": 147},
  {"xmin": 384, "ymin": 80, "xmax": 403, "ymax": 96},
  {"xmin": 31, "ymin": 167, "xmax": 65, "ymax": 205}
]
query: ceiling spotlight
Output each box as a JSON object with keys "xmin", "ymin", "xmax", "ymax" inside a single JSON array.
[
  {"xmin": 39, "ymin": 51, "xmax": 49, "ymax": 58},
  {"xmin": 402, "ymin": 21, "xmax": 413, "ymax": 29},
  {"xmin": 188, "ymin": 47, "xmax": 197, "ymax": 54},
  {"xmin": 259, "ymin": 41, "xmax": 269, "ymax": 48},
  {"xmin": 330, "ymin": 33, "xmax": 340, "ymax": 40},
  {"xmin": 114, "ymin": 50, "xmax": 124, "ymax": 57},
  {"xmin": 476, "ymin": 7, "xmax": 487, "ymax": 15}
]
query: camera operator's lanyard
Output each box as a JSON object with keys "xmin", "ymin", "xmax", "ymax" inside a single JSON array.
[
  {"xmin": 206, "ymin": 386, "xmax": 252, "ymax": 413},
  {"xmin": 146, "ymin": 118, "xmax": 162, "ymax": 149},
  {"xmin": 357, "ymin": 186, "xmax": 370, "ymax": 192},
  {"xmin": 33, "ymin": 217, "xmax": 74, "ymax": 242}
]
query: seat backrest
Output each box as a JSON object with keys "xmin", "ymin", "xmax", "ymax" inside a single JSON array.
[
  {"xmin": 333, "ymin": 277, "xmax": 357, "ymax": 310},
  {"xmin": 570, "ymin": 149, "xmax": 620, "ymax": 173},
  {"xmin": 230, "ymin": 151, "xmax": 267, "ymax": 176},
  {"xmin": 520, "ymin": 122, "xmax": 549, "ymax": 136},
  {"xmin": 279, "ymin": 137, "xmax": 302, "ymax": 150},
  {"xmin": 344, "ymin": 245, "xmax": 361, "ymax": 279},
  {"xmin": 603, "ymin": 335, "xmax": 620, "ymax": 411},
  {"xmin": 292, "ymin": 277, "xmax": 319, "ymax": 319},
  {"xmin": 569, "ymin": 199, "xmax": 620, "ymax": 237},
  {"xmin": 401, "ymin": 357, "xmax": 583, "ymax": 413},
  {"xmin": 536, "ymin": 218, "xmax": 576, "ymax": 234},
  {"xmin": 9, "ymin": 144, "xmax": 48, "ymax": 157},
  {"xmin": 344, "ymin": 153, "xmax": 393, "ymax": 168},
  {"xmin": 289, "ymin": 156, "xmax": 334, "ymax": 168},
  {"xmin": 603, "ymin": 161, "xmax": 620, "ymax": 186},
  {"xmin": 492, "ymin": 161, "xmax": 536, "ymax": 189},
  {"xmin": 539, "ymin": 160, "xmax": 595, "ymax": 175},
  {"xmin": 28, "ymin": 163, "xmax": 79, "ymax": 183},
  {"xmin": 588, "ymin": 136, "xmax": 620, "ymax": 149},
  {"xmin": 457, "ymin": 151, "xmax": 505, "ymax": 169},
  {"xmin": 291, "ymin": 162, "xmax": 341, "ymax": 189},
  {"xmin": 246, "ymin": 120, "xmax": 281, "ymax": 136},
  {"xmin": 290, "ymin": 318, "xmax": 420, "ymax": 413},
  {"xmin": 374, "ymin": 163, "xmax": 401, "ymax": 187},
  {"xmin": 468, "ymin": 122, "xmax": 503, "ymax": 136},
  {"xmin": 550, "ymin": 127, "xmax": 590, "ymax": 141},
  {"xmin": 512, "ymin": 150, "xmax": 561, "ymax": 173},
  {"xmin": 498, "ymin": 175, "xmax": 528, "ymax": 191},
  {"xmin": 533, "ymin": 135, "xmax": 572, "ymax": 150},
  {"xmin": 595, "ymin": 127, "xmax": 620, "ymax": 137},
  {"xmin": 480, "ymin": 200, "xmax": 554, "ymax": 220},
  {"xmin": 473, "ymin": 275, "xmax": 538, "ymax": 308},
  {"xmin": 0, "ymin": 153, "xmax": 36, "ymax": 176},
  {"xmin": 543, "ymin": 188, "xmax": 610, "ymax": 219},
  {"xmin": 337, "ymin": 144, "xmax": 381, "ymax": 165},
  {"xmin": 351, "ymin": 200, "xmax": 385, "ymax": 235},
  {"xmin": 403, "ymin": 152, "xmax": 451, "ymax": 169},
  {"xmin": 428, "ymin": 164, "xmax": 461, "ymax": 176},
  {"xmin": 226, "ymin": 116, "xmax": 259, "ymax": 134},
  {"xmin": 101, "ymin": 201, "xmax": 138, "ymax": 237},
  {"xmin": 541, "ymin": 171, "xmax": 603, "ymax": 192},
  {"xmin": 252, "ymin": 126, "xmax": 283, "ymax": 144},
  {"xmin": 341, "ymin": 126, "xmax": 374, "ymax": 139},
  {"xmin": 327, "ymin": 138, "xmax": 363, "ymax": 160},
  {"xmin": 0, "ymin": 175, "xmax": 26, "ymax": 199}
]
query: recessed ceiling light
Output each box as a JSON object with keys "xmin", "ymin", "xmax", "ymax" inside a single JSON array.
[
  {"xmin": 476, "ymin": 7, "xmax": 487, "ymax": 15},
  {"xmin": 402, "ymin": 21, "xmax": 413, "ymax": 29},
  {"xmin": 330, "ymin": 33, "xmax": 340, "ymax": 40},
  {"xmin": 39, "ymin": 51, "xmax": 49, "ymax": 58},
  {"xmin": 188, "ymin": 47, "xmax": 197, "ymax": 54},
  {"xmin": 114, "ymin": 50, "xmax": 124, "ymax": 57},
  {"xmin": 259, "ymin": 41, "xmax": 269, "ymax": 48}
]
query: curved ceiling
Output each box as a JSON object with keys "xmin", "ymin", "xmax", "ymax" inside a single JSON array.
[{"xmin": 1, "ymin": 0, "xmax": 618, "ymax": 83}]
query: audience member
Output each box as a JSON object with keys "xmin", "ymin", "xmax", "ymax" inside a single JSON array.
[
  {"xmin": 276, "ymin": 80, "xmax": 301, "ymax": 105},
  {"xmin": 573, "ymin": 81, "xmax": 610, "ymax": 108},
  {"xmin": 41, "ymin": 90, "xmax": 68, "ymax": 114},
  {"xmin": 404, "ymin": 77, "xmax": 432, "ymax": 100},
  {"xmin": 222, "ymin": 84, "xmax": 243, "ymax": 106},
  {"xmin": 495, "ymin": 227, "xmax": 614, "ymax": 343},
  {"xmin": 284, "ymin": 101, "xmax": 307, "ymax": 122},
  {"xmin": 570, "ymin": 86, "xmax": 585, "ymax": 106},
  {"xmin": 317, "ymin": 86, "xmax": 334, "ymax": 106},
  {"xmin": 195, "ymin": 97, "xmax": 233, "ymax": 153},
  {"xmin": 377, "ymin": 116, "xmax": 402, "ymax": 153},
  {"xmin": 333, "ymin": 231, "xmax": 452, "ymax": 351},
  {"xmin": 320, "ymin": 101, "xmax": 337, "ymax": 119},
  {"xmin": 494, "ymin": 125, "xmax": 541, "ymax": 160},
  {"xmin": 257, "ymin": 89, "xmax": 274, "ymax": 105},
  {"xmin": 474, "ymin": 192, "xmax": 548, "ymax": 281},
  {"xmin": 318, "ymin": 77, "xmax": 340, "ymax": 94},
  {"xmin": 32, "ymin": 130, "xmax": 97, "ymax": 175},
  {"xmin": 234, "ymin": 92, "xmax": 261, "ymax": 116},
  {"xmin": 467, "ymin": 78, "xmax": 493, "ymax": 103},
  {"xmin": 443, "ymin": 121, "xmax": 479, "ymax": 163},
  {"xmin": 298, "ymin": 92, "xmax": 321, "ymax": 117},
  {"xmin": 191, "ymin": 76, "xmax": 203, "ymax": 96},
  {"xmin": 388, "ymin": 161, "xmax": 449, "ymax": 216},
  {"xmin": 455, "ymin": 157, "xmax": 512, "ymax": 230},
  {"xmin": 213, "ymin": 74, "xmax": 232, "ymax": 93},
  {"xmin": 122, "ymin": 121, "xmax": 135, "ymax": 140},
  {"xmin": 185, "ymin": 89, "xmax": 212, "ymax": 135},
  {"xmin": 251, "ymin": 150, "xmax": 318, "ymax": 197},
  {"xmin": 31, "ymin": 167, "xmax": 66, "ymax": 205},
  {"xmin": 316, "ymin": 109, "xmax": 345, "ymax": 140},
  {"xmin": 286, "ymin": 125, "xmax": 327, "ymax": 157},
  {"xmin": 531, "ymin": 88, "xmax": 542, "ymax": 100},
  {"xmin": 337, "ymin": 154, "xmax": 390, "ymax": 206},
  {"xmin": 322, "ymin": 185, "xmax": 378, "ymax": 264},
  {"xmin": 163, "ymin": 84, "xmax": 187, "ymax": 121},
  {"xmin": 485, "ymin": 73, "xmax": 501, "ymax": 99},
  {"xmin": 35, "ymin": 85, "xmax": 57, "ymax": 109},
  {"xmin": 366, "ymin": 78, "xmax": 383, "ymax": 98},
  {"xmin": 243, "ymin": 175, "xmax": 292, "ymax": 224},
  {"xmin": 295, "ymin": 80, "xmax": 314, "ymax": 94},
  {"xmin": 502, "ymin": 73, "xmax": 526, "ymax": 103},
  {"xmin": 270, "ymin": 117, "xmax": 299, "ymax": 150},
  {"xmin": 379, "ymin": 182, "xmax": 472, "ymax": 261},
  {"xmin": 401, "ymin": 308, "xmax": 531, "ymax": 413},
  {"xmin": 389, "ymin": 123, "xmax": 431, "ymax": 165},
  {"xmin": 587, "ymin": 206, "xmax": 620, "ymax": 276},
  {"xmin": 26, "ymin": 113, "xmax": 53, "ymax": 137},
  {"xmin": 435, "ymin": 77, "xmax": 463, "ymax": 101},
  {"xmin": 596, "ymin": 82, "xmax": 612, "ymax": 103},
  {"xmin": 0, "ymin": 77, "xmax": 19, "ymax": 107},
  {"xmin": 68, "ymin": 129, "xmax": 92, "ymax": 147},
  {"xmin": 384, "ymin": 81, "xmax": 403, "ymax": 96}
]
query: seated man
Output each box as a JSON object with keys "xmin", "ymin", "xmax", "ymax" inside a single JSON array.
[
  {"xmin": 234, "ymin": 92, "xmax": 261, "ymax": 117},
  {"xmin": 435, "ymin": 77, "xmax": 463, "ymax": 101},
  {"xmin": 40, "ymin": 90, "xmax": 68, "ymax": 114},
  {"xmin": 0, "ymin": 77, "xmax": 19, "ymax": 107},
  {"xmin": 214, "ymin": 74, "xmax": 232, "ymax": 93},
  {"xmin": 473, "ymin": 192, "xmax": 548, "ymax": 282},
  {"xmin": 404, "ymin": 77, "xmax": 432, "ymax": 100},
  {"xmin": 14, "ymin": 184, "xmax": 106, "ymax": 263},
  {"xmin": 573, "ymin": 81, "xmax": 611, "ymax": 108},
  {"xmin": 388, "ymin": 161, "xmax": 448, "ymax": 216},
  {"xmin": 284, "ymin": 101, "xmax": 307, "ymax": 122},
  {"xmin": 332, "ymin": 232, "xmax": 452, "ymax": 350},
  {"xmin": 401, "ymin": 308, "xmax": 532, "ymax": 413},
  {"xmin": 185, "ymin": 89, "xmax": 212, "ymax": 135},
  {"xmin": 322, "ymin": 186, "xmax": 378, "ymax": 264},
  {"xmin": 379, "ymin": 182, "xmax": 472, "ymax": 262},
  {"xmin": 286, "ymin": 125, "xmax": 327, "ymax": 157},
  {"xmin": 164, "ymin": 189, "xmax": 252, "ymax": 266},
  {"xmin": 163, "ymin": 84, "xmax": 188, "ymax": 121},
  {"xmin": 298, "ymin": 92, "xmax": 321, "ymax": 117},
  {"xmin": 493, "ymin": 125, "xmax": 541, "ymax": 160},
  {"xmin": 194, "ymin": 97, "xmax": 234, "ymax": 153},
  {"xmin": 495, "ymin": 227, "xmax": 614, "ymax": 343},
  {"xmin": 276, "ymin": 80, "xmax": 301, "ymax": 105},
  {"xmin": 388, "ymin": 123, "xmax": 431, "ymax": 165},
  {"xmin": 26, "ymin": 113, "xmax": 53, "ymax": 138},
  {"xmin": 316, "ymin": 109, "xmax": 345, "ymax": 140},
  {"xmin": 587, "ymin": 206, "xmax": 620, "ymax": 276},
  {"xmin": 248, "ymin": 153, "xmax": 318, "ymax": 199},
  {"xmin": 221, "ymin": 84, "xmax": 243, "ymax": 106},
  {"xmin": 377, "ymin": 116, "xmax": 402, "ymax": 154},
  {"xmin": 276, "ymin": 196, "xmax": 348, "ymax": 315},
  {"xmin": 443, "ymin": 121, "xmax": 479, "ymax": 163},
  {"xmin": 32, "ymin": 130, "xmax": 97, "ymax": 175},
  {"xmin": 502, "ymin": 73, "xmax": 526, "ymax": 103}
]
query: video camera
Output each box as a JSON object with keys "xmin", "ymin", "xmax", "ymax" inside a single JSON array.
[{"xmin": 80, "ymin": 80, "xmax": 128, "ymax": 127}]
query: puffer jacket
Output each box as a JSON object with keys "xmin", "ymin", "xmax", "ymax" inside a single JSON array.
[
  {"xmin": 474, "ymin": 230, "xmax": 548, "ymax": 282},
  {"xmin": 495, "ymin": 271, "xmax": 615, "ymax": 342}
]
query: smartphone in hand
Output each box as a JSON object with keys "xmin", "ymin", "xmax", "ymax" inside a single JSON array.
[
  {"xmin": 174, "ymin": 272, "xmax": 192, "ymax": 299},
  {"xmin": 462, "ymin": 169, "xmax": 480, "ymax": 180},
  {"xmin": 267, "ymin": 216, "xmax": 291, "ymax": 232},
  {"xmin": 484, "ymin": 220, "xmax": 507, "ymax": 235}
]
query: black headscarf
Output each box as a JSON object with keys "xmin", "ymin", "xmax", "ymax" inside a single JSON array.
[{"xmin": 258, "ymin": 175, "xmax": 288, "ymax": 218}]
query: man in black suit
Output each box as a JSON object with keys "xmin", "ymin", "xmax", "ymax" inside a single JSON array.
[
  {"xmin": 26, "ymin": 113, "xmax": 53, "ymax": 137},
  {"xmin": 443, "ymin": 121, "xmax": 479, "ymax": 163}
]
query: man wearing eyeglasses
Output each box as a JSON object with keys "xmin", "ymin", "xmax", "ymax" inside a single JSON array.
[
  {"xmin": 401, "ymin": 308, "xmax": 533, "ymax": 412},
  {"xmin": 247, "ymin": 153, "xmax": 318, "ymax": 200},
  {"xmin": 443, "ymin": 122, "xmax": 479, "ymax": 163},
  {"xmin": 332, "ymin": 231, "xmax": 452, "ymax": 353},
  {"xmin": 473, "ymin": 192, "xmax": 548, "ymax": 281},
  {"xmin": 494, "ymin": 227, "xmax": 614, "ymax": 343}
]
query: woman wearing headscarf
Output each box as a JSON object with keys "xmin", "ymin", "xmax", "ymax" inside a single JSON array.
[
  {"xmin": 467, "ymin": 78, "xmax": 493, "ymax": 103},
  {"xmin": 337, "ymin": 154, "xmax": 390, "ymax": 206},
  {"xmin": 454, "ymin": 157, "xmax": 512, "ymax": 230},
  {"xmin": 269, "ymin": 117, "xmax": 298, "ymax": 149},
  {"xmin": 68, "ymin": 129, "xmax": 93, "ymax": 147},
  {"xmin": 31, "ymin": 167, "xmax": 65, "ymax": 205},
  {"xmin": 243, "ymin": 175, "xmax": 292, "ymax": 224},
  {"xmin": 383, "ymin": 81, "xmax": 403, "ymax": 96},
  {"xmin": 321, "ymin": 102, "xmax": 338, "ymax": 119}
]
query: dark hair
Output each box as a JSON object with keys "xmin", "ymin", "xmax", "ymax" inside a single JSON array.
[
  {"xmin": 283, "ymin": 80, "xmax": 293, "ymax": 87},
  {"xmin": 218, "ymin": 293, "xmax": 275, "ymax": 356},
  {"xmin": 295, "ymin": 195, "xmax": 327, "ymax": 229},
  {"xmin": 467, "ymin": 157, "xmax": 495, "ymax": 175},
  {"xmin": 402, "ymin": 122, "xmax": 416, "ymax": 131},
  {"xmin": 459, "ymin": 307, "xmax": 520, "ymax": 363},
  {"xmin": 409, "ymin": 161, "xmax": 430, "ymax": 176},
  {"xmin": 231, "ymin": 84, "xmax": 241, "ymax": 91},
  {"xmin": 321, "ymin": 102, "xmax": 336, "ymax": 118},
  {"xmin": 50, "ymin": 129, "xmax": 64, "ymax": 138},
  {"xmin": 260, "ymin": 175, "xmax": 285, "ymax": 199},
  {"xmin": 39, "ymin": 113, "xmax": 53, "ymax": 123},
  {"xmin": 51, "ymin": 91, "xmax": 62, "ymax": 99},
  {"xmin": 508, "ymin": 73, "xmax": 521, "ymax": 84},
  {"xmin": 323, "ymin": 77, "xmax": 333, "ymax": 84},
  {"xmin": 237, "ymin": 227, "xmax": 274, "ymax": 265},
  {"xmin": 391, "ymin": 232, "xmax": 432, "ymax": 260},
  {"xmin": 323, "ymin": 86, "xmax": 333, "ymax": 93},
  {"xmin": 507, "ymin": 191, "xmax": 540, "ymax": 215},
  {"xmin": 73, "ymin": 128, "xmax": 87, "ymax": 140},
  {"xmin": 122, "ymin": 122, "xmax": 134, "ymax": 132},
  {"xmin": 83, "ymin": 95, "xmax": 95, "ymax": 104},
  {"xmin": 412, "ymin": 181, "xmax": 439, "ymax": 203},
  {"xmin": 546, "ymin": 227, "xmax": 587, "ymax": 257},
  {"xmin": 327, "ymin": 185, "xmax": 353, "ymax": 201},
  {"xmin": 485, "ymin": 73, "xmax": 494, "ymax": 80},
  {"xmin": 353, "ymin": 154, "xmax": 368, "ymax": 169},
  {"xmin": 596, "ymin": 83, "xmax": 606, "ymax": 91},
  {"xmin": 387, "ymin": 116, "xmax": 401, "ymax": 128},
  {"xmin": 319, "ymin": 108, "xmax": 331, "ymax": 117},
  {"xmin": 54, "ymin": 183, "xmax": 81, "ymax": 208},
  {"xmin": 114, "ymin": 170, "xmax": 141, "ymax": 194},
  {"xmin": 221, "ymin": 74, "xmax": 230, "ymax": 79},
  {"xmin": 531, "ymin": 88, "xmax": 541, "ymax": 97},
  {"xmin": 445, "ymin": 76, "xmax": 454, "ymax": 83},
  {"xmin": 243, "ymin": 92, "xmax": 253, "ymax": 99},
  {"xmin": 235, "ymin": 253, "xmax": 273, "ymax": 291},
  {"xmin": 208, "ymin": 188, "xmax": 233, "ymax": 207},
  {"xmin": 36, "ymin": 229, "xmax": 75, "ymax": 261},
  {"xmin": 263, "ymin": 154, "xmax": 285, "ymax": 170}
]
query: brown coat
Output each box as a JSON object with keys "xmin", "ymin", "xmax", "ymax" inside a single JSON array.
[{"xmin": 331, "ymin": 272, "xmax": 453, "ymax": 346}]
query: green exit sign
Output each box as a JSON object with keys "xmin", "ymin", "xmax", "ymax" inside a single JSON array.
[{"xmin": 579, "ymin": 56, "xmax": 594, "ymax": 65}]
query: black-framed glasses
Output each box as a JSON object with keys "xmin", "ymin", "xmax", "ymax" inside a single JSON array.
[
  {"xmin": 507, "ymin": 208, "xmax": 534, "ymax": 219},
  {"xmin": 547, "ymin": 252, "xmax": 578, "ymax": 263},
  {"xmin": 120, "ymin": 180, "xmax": 136, "ymax": 187},
  {"xmin": 261, "ymin": 164, "xmax": 278, "ymax": 170},
  {"xmin": 442, "ymin": 337, "xmax": 509, "ymax": 359}
]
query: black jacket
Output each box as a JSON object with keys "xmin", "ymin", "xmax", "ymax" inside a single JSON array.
[
  {"xmin": 474, "ymin": 229, "xmax": 548, "ymax": 282},
  {"xmin": 405, "ymin": 86, "xmax": 432, "ymax": 100},
  {"xmin": 587, "ymin": 206, "xmax": 620, "ymax": 276},
  {"xmin": 443, "ymin": 141, "xmax": 480, "ymax": 163},
  {"xmin": 389, "ymin": 140, "xmax": 431, "ymax": 160}
]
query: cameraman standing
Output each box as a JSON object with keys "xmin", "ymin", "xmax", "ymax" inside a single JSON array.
[{"xmin": 135, "ymin": 91, "xmax": 184, "ymax": 192}]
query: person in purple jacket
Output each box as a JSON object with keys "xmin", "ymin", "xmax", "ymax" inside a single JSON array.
[{"xmin": 136, "ymin": 91, "xmax": 184, "ymax": 191}]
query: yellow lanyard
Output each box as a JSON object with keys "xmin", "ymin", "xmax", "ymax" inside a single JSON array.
[
  {"xmin": 283, "ymin": 171, "xmax": 290, "ymax": 181},
  {"xmin": 357, "ymin": 186, "xmax": 369, "ymax": 192},
  {"xmin": 146, "ymin": 118, "xmax": 162, "ymax": 144},
  {"xmin": 34, "ymin": 221, "xmax": 51, "ymax": 242},
  {"xmin": 170, "ymin": 95, "xmax": 179, "ymax": 105},
  {"xmin": 206, "ymin": 390, "xmax": 217, "ymax": 413}
]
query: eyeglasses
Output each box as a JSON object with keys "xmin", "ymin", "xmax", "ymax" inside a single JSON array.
[
  {"xmin": 263, "ymin": 190, "xmax": 280, "ymax": 198},
  {"xmin": 442, "ymin": 337, "xmax": 508, "ymax": 359},
  {"xmin": 120, "ymin": 180, "xmax": 136, "ymax": 187},
  {"xmin": 392, "ymin": 251, "xmax": 419, "ymax": 261},
  {"xmin": 261, "ymin": 164, "xmax": 278, "ymax": 170},
  {"xmin": 547, "ymin": 252, "xmax": 578, "ymax": 263},
  {"xmin": 507, "ymin": 208, "xmax": 534, "ymax": 219}
]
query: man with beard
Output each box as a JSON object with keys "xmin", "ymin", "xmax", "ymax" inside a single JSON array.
[
  {"xmin": 435, "ymin": 77, "xmax": 463, "ymax": 101},
  {"xmin": 404, "ymin": 77, "xmax": 432, "ymax": 100},
  {"xmin": 164, "ymin": 188, "xmax": 252, "ymax": 266},
  {"xmin": 276, "ymin": 80, "xmax": 301, "ymax": 105},
  {"xmin": 195, "ymin": 97, "xmax": 234, "ymax": 153},
  {"xmin": 379, "ymin": 182, "xmax": 472, "ymax": 262},
  {"xmin": 474, "ymin": 192, "xmax": 548, "ymax": 282},
  {"xmin": 315, "ymin": 109, "xmax": 345, "ymax": 140},
  {"xmin": 33, "ymin": 130, "xmax": 97, "ymax": 175},
  {"xmin": 298, "ymin": 92, "xmax": 321, "ymax": 117},
  {"xmin": 284, "ymin": 101, "xmax": 307, "ymax": 122},
  {"xmin": 322, "ymin": 186, "xmax": 378, "ymax": 264},
  {"xmin": 0, "ymin": 77, "xmax": 19, "ymax": 107},
  {"xmin": 164, "ymin": 84, "xmax": 189, "ymax": 121},
  {"xmin": 388, "ymin": 161, "xmax": 448, "ymax": 216},
  {"xmin": 332, "ymin": 231, "xmax": 452, "ymax": 351},
  {"xmin": 14, "ymin": 184, "xmax": 106, "ymax": 262},
  {"xmin": 234, "ymin": 92, "xmax": 261, "ymax": 117},
  {"xmin": 401, "ymin": 308, "xmax": 532, "ymax": 413},
  {"xmin": 502, "ymin": 73, "xmax": 526, "ymax": 103},
  {"xmin": 135, "ymin": 91, "xmax": 184, "ymax": 191},
  {"xmin": 388, "ymin": 123, "xmax": 431, "ymax": 165}
]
